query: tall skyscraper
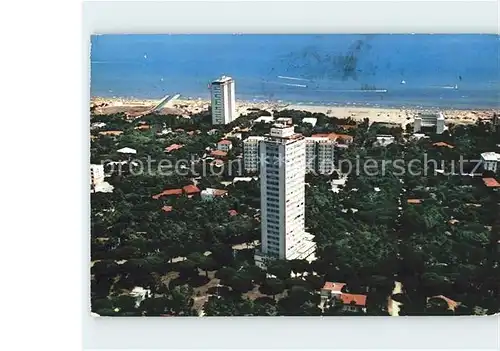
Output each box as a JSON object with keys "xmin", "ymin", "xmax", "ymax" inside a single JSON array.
[
  {"xmin": 210, "ymin": 75, "xmax": 236, "ymax": 125},
  {"xmin": 254, "ymin": 119, "xmax": 316, "ymax": 269}
]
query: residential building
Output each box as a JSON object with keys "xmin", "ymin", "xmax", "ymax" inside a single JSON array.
[
  {"xmin": 210, "ymin": 150, "xmax": 227, "ymax": 158},
  {"xmin": 255, "ymin": 116, "xmax": 275, "ymax": 124},
  {"xmin": 321, "ymin": 282, "xmax": 346, "ymax": 299},
  {"xmin": 413, "ymin": 112, "xmax": 446, "ymax": 134},
  {"xmin": 243, "ymin": 136, "xmax": 265, "ymax": 172},
  {"xmin": 183, "ymin": 184, "xmax": 201, "ymax": 196},
  {"xmin": 483, "ymin": 178, "xmax": 500, "ymax": 189},
  {"xmin": 302, "ymin": 117, "xmax": 317, "ymax": 127},
  {"xmin": 305, "ymin": 136, "xmax": 336, "ymax": 175},
  {"xmin": 98, "ymin": 130, "xmax": 123, "ymax": 137},
  {"xmin": 165, "ymin": 144, "xmax": 184, "ymax": 153},
  {"xmin": 90, "ymin": 164, "xmax": 105, "ymax": 187},
  {"xmin": 373, "ymin": 135, "xmax": 395, "ymax": 147},
  {"xmin": 117, "ymin": 147, "xmax": 137, "ymax": 155},
  {"xmin": 480, "ymin": 152, "xmax": 500, "ymax": 173},
  {"xmin": 254, "ymin": 121, "xmax": 315, "ymax": 269},
  {"xmin": 338, "ymin": 293, "xmax": 367, "ymax": 313},
  {"xmin": 210, "ymin": 75, "xmax": 236, "ymax": 125},
  {"xmin": 244, "ymin": 134, "xmax": 335, "ymax": 175},
  {"xmin": 217, "ymin": 139, "xmax": 233, "ymax": 152},
  {"xmin": 201, "ymin": 188, "xmax": 228, "ymax": 201}
]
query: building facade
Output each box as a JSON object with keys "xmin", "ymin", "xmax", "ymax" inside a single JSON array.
[
  {"xmin": 413, "ymin": 112, "xmax": 446, "ymax": 134},
  {"xmin": 481, "ymin": 152, "xmax": 500, "ymax": 173},
  {"xmin": 245, "ymin": 135, "xmax": 335, "ymax": 175},
  {"xmin": 90, "ymin": 164, "xmax": 105, "ymax": 187},
  {"xmin": 254, "ymin": 121, "xmax": 315, "ymax": 269},
  {"xmin": 217, "ymin": 139, "xmax": 233, "ymax": 152},
  {"xmin": 243, "ymin": 136, "xmax": 265, "ymax": 173},
  {"xmin": 305, "ymin": 136, "xmax": 336, "ymax": 175},
  {"xmin": 210, "ymin": 76, "xmax": 236, "ymax": 125}
]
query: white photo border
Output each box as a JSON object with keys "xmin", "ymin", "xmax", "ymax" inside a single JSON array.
[{"xmin": 83, "ymin": 1, "xmax": 500, "ymax": 350}]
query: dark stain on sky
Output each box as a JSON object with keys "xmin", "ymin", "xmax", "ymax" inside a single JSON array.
[{"xmin": 277, "ymin": 35, "xmax": 376, "ymax": 81}]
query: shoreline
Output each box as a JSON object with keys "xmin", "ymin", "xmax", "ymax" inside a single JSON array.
[
  {"xmin": 91, "ymin": 96, "xmax": 498, "ymax": 126},
  {"xmin": 91, "ymin": 94, "xmax": 499, "ymax": 112}
]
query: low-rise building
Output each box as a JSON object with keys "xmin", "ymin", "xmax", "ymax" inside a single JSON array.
[
  {"xmin": 373, "ymin": 135, "xmax": 395, "ymax": 147},
  {"xmin": 321, "ymin": 282, "xmax": 346, "ymax": 299},
  {"xmin": 413, "ymin": 112, "xmax": 446, "ymax": 134},
  {"xmin": 165, "ymin": 144, "xmax": 184, "ymax": 153},
  {"xmin": 483, "ymin": 178, "xmax": 500, "ymax": 189},
  {"xmin": 211, "ymin": 150, "xmax": 228, "ymax": 158},
  {"xmin": 480, "ymin": 152, "xmax": 500, "ymax": 173},
  {"xmin": 338, "ymin": 293, "xmax": 368, "ymax": 313},
  {"xmin": 90, "ymin": 164, "xmax": 105, "ymax": 187},
  {"xmin": 201, "ymin": 188, "xmax": 228, "ymax": 201},
  {"xmin": 302, "ymin": 117, "xmax": 317, "ymax": 127},
  {"xmin": 98, "ymin": 130, "xmax": 123, "ymax": 137},
  {"xmin": 217, "ymin": 139, "xmax": 233, "ymax": 152},
  {"xmin": 117, "ymin": 147, "xmax": 137, "ymax": 155}
]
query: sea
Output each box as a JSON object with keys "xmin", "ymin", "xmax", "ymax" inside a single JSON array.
[{"xmin": 90, "ymin": 34, "xmax": 500, "ymax": 109}]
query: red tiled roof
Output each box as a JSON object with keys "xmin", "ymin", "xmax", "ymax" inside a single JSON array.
[
  {"xmin": 407, "ymin": 199, "xmax": 423, "ymax": 204},
  {"xmin": 211, "ymin": 189, "xmax": 228, "ymax": 197},
  {"xmin": 218, "ymin": 139, "xmax": 232, "ymax": 145},
  {"xmin": 211, "ymin": 150, "xmax": 228, "ymax": 157},
  {"xmin": 432, "ymin": 142, "xmax": 455, "ymax": 149},
  {"xmin": 322, "ymin": 282, "xmax": 346, "ymax": 292},
  {"xmin": 228, "ymin": 209, "xmax": 238, "ymax": 217},
  {"xmin": 161, "ymin": 205, "xmax": 173, "ymax": 213},
  {"xmin": 340, "ymin": 293, "xmax": 367, "ymax": 307},
  {"xmin": 483, "ymin": 178, "xmax": 500, "ymax": 188},
  {"xmin": 311, "ymin": 132, "xmax": 353, "ymax": 143},
  {"xmin": 183, "ymin": 184, "xmax": 200, "ymax": 194},
  {"xmin": 152, "ymin": 188, "xmax": 183, "ymax": 199},
  {"xmin": 429, "ymin": 295, "xmax": 459, "ymax": 311},
  {"xmin": 165, "ymin": 144, "xmax": 184, "ymax": 153},
  {"xmin": 174, "ymin": 128, "xmax": 185, "ymax": 132},
  {"xmin": 187, "ymin": 131, "xmax": 195, "ymax": 136}
]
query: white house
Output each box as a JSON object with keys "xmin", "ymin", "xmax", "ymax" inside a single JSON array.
[
  {"xmin": 302, "ymin": 117, "xmax": 317, "ymax": 127},
  {"xmin": 90, "ymin": 164, "xmax": 105, "ymax": 187},
  {"xmin": 373, "ymin": 135, "xmax": 395, "ymax": 147},
  {"xmin": 129, "ymin": 287, "xmax": 151, "ymax": 308},
  {"xmin": 255, "ymin": 116, "xmax": 275, "ymax": 124},
  {"xmin": 117, "ymin": 147, "xmax": 137, "ymax": 155},
  {"xmin": 481, "ymin": 152, "xmax": 500, "ymax": 173},
  {"xmin": 413, "ymin": 112, "xmax": 446, "ymax": 134},
  {"xmin": 201, "ymin": 188, "xmax": 229, "ymax": 201}
]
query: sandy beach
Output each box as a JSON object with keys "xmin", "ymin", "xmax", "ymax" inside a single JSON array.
[{"xmin": 91, "ymin": 96, "xmax": 498, "ymax": 127}]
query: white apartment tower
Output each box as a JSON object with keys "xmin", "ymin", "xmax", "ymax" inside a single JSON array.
[
  {"xmin": 305, "ymin": 137, "xmax": 336, "ymax": 175},
  {"xmin": 210, "ymin": 75, "xmax": 236, "ymax": 125},
  {"xmin": 254, "ymin": 119, "xmax": 316, "ymax": 268},
  {"xmin": 243, "ymin": 136, "xmax": 265, "ymax": 173},
  {"xmin": 244, "ymin": 135, "xmax": 335, "ymax": 175}
]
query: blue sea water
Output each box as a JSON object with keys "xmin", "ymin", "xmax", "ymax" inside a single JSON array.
[{"xmin": 90, "ymin": 34, "xmax": 500, "ymax": 109}]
